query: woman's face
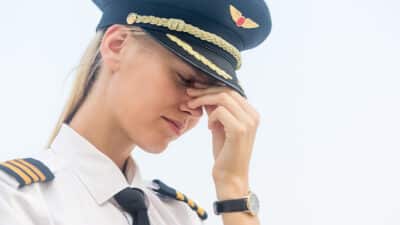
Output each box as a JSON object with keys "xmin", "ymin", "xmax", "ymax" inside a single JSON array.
[{"xmin": 103, "ymin": 26, "xmax": 217, "ymax": 153}]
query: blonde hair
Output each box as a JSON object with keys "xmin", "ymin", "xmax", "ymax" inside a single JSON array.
[{"xmin": 45, "ymin": 26, "xmax": 145, "ymax": 149}]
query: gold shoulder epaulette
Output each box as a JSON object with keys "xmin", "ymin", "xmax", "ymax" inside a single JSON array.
[
  {"xmin": 0, "ymin": 158, "xmax": 54, "ymax": 188},
  {"xmin": 151, "ymin": 179, "xmax": 208, "ymax": 220}
]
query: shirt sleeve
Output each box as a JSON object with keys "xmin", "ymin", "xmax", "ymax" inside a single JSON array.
[
  {"xmin": 0, "ymin": 196, "xmax": 26, "ymax": 225},
  {"xmin": 0, "ymin": 176, "xmax": 28, "ymax": 225},
  {"xmin": 0, "ymin": 172, "xmax": 52, "ymax": 225}
]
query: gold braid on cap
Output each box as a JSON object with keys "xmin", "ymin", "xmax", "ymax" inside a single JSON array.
[
  {"xmin": 166, "ymin": 34, "xmax": 233, "ymax": 80},
  {"xmin": 126, "ymin": 13, "xmax": 241, "ymax": 70}
]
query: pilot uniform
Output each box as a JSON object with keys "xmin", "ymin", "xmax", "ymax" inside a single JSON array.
[
  {"xmin": 0, "ymin": 0, "xmax": 272, "ymax": 224},
  {"xmin": 0, "ymin": 124, "xmax": 206, "ymax": 225}
]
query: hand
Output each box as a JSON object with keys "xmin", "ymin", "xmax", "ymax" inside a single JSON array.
[{"xmin": 186, "ymin": 83, "xmax": 260, "ymax": 196}]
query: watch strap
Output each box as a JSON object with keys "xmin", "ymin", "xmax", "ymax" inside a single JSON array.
[{"xmin": 214, "ymin": 197, "xmax": 248, "ymax": 214}]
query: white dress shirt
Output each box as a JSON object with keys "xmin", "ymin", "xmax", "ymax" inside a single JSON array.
[{"xmin": 0, "ymin": 124, "xmax": 204, "ymax": 225}]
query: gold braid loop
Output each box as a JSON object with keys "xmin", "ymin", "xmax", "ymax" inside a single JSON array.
[
  {"xmin": 166, "ymin": 34, "xmax": 233, "ymax": 80},
  {"xmin": 127, "ymin": 13, "xmax": 241, "ymax": 69}
]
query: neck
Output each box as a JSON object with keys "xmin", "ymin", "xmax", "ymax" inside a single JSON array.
[{"xmin": 69, "ymin": 84, "xmax": 136, "ymax": 170}]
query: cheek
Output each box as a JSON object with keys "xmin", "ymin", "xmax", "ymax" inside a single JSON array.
[
  {"xmin": 109, "ymin": 74, "xmax": 158, "ymax": 127},
  {"xmin": 107, "ymin": 76, "xmax": 168, "ymax": 150},
  {"xmin": 106, "ymin": 61, "xmax": 180, "ymax": 136}
]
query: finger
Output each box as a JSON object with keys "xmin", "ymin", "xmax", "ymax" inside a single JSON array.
[
  {"xmin": 188, "ymin": 84, "xmax": 253, "ymax": 115},
  {"xmin": 208, "ymin": 106, "xmax": 245, "ymax": 139},
  {"xmin": 188, "ymin": 92, "xmax": 251, "ymax": 126},
  {"xmin": 189, "ymin": 92, "xmax": 257, "ymax": 133},
  {"xmin": 188, "ymin": 85, "xmax": 260, "ymax": 125},
  {"xmin": 208, "ymin": 106, "xmax": 250, "ymax": 162},
  {"xmin": 204, "ymin": 105, "xmax": 217, "ymax": 116},
  {"xmin": 193, "ymin": 82, "xmax": 209, "ymax": 89}
]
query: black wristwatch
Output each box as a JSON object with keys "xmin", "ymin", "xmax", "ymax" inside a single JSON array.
[{"xmin": 213, "ymin": 191, "xmax": 259, "ymax": 216}]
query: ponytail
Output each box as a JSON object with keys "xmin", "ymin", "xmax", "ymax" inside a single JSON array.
[
  {"xmin": 45, "ymin": 30, "xmax": 104, "ymax": 149},
  {"xmin": 45, "ymin": 26, "xmax": 146, "ymax": 149}
]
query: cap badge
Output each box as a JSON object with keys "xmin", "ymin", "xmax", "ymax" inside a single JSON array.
[{"xmin": 229, "ymin": 5, "xmax": 259, "ymax": 29}]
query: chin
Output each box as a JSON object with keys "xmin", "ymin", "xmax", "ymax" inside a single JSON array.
[{"xmin": 138, "ymin": 141, "xmax": 169, "ymax": 154}]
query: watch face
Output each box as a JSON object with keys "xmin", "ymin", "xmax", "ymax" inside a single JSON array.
[{"xmin": 248, "ymin": 193, "xmax": 259, "ymax": 215}]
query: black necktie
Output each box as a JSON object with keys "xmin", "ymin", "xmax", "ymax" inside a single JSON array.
[{"xmin": 114, "ymin": 187, "xmax": 151, "ymax": 225}]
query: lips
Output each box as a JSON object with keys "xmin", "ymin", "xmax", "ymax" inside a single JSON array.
[{"xmin": 162, "ymin": 116, "xmax": 184, "ymax": 135}]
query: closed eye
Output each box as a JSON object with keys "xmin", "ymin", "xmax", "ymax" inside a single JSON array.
[{"xmin": 177, "ymin": 73, "xmax": 195, "ymax": 87}]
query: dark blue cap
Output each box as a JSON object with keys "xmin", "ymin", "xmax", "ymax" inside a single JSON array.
[{"xmin": 92, "ymin": 0, "xmax": 272, "ymax": 97}]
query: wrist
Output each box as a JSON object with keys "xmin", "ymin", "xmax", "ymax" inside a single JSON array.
[{"xmin": 214, "ymin": 176, "xmax": 249, "ymax": 200}]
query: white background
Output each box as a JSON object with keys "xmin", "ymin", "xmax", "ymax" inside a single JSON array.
[{"xmin": 1, "ymin": 0, "xmax": 399, "ymax": 224}]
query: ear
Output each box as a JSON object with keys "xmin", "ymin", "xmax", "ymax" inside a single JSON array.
[{"xmin": 100, "ymin": 24, "xmax": 130, "ymax": 73}]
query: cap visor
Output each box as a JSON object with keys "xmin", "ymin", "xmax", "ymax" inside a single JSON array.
[{"xmin": 142, "ymin": 28, "xmax": 245, "ymax": 97}]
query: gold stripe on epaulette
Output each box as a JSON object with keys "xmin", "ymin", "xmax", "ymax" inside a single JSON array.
[
  {"xmin": 9, "ymin": 160, "xmax": 40, "ymax": 182},
  {"xmin": 179, "ymin": 193, "xmax": 206, "ymax": 219},
  {"xmin": 197, "ymin": 207, "xmax": 205, "ymax": 216},
  {"xmin": 126, "ymin": 12, "xmax": 241, "ymax": 70},
  {"xmin": 17, "ymin": 159, "xmax": 46, "ymax": 181},
  {"xmin": 187, "ymin": 198, "xmax": 195, "ymax": 208},
  {"xmin": 166, "ymin": 33, "xmax": 233, "ymax": 80},
  {"xmin": 176, "ymin": 191, "xmax": 185, "ymax": 201},
  {"xmin": 0, "ymin": 162, "xmax": 32, "ymax": 185}
]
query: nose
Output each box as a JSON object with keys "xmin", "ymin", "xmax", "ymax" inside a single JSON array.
[{"xmin": 179, "ymin": 92, "xmax": 203, "ymax": 118}]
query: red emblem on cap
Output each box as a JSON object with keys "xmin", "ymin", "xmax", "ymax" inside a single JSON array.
[{"xmin": 230, "ymin": 5, "xmax": 259, "ymax": 29}]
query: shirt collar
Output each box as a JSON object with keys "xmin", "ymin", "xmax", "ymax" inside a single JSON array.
[{"xmin": 50, "ymin": 123, "xmax": 147, "ymax": 205}]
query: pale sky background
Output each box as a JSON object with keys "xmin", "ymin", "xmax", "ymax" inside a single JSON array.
[{"xmin": 1, "ymin": 0, "xmax": 399, "ymax": 224}]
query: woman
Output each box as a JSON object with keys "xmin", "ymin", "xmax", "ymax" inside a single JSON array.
[{"xmin": 0, "ymin": 0, "xmax": 272, "ymax": 225}]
